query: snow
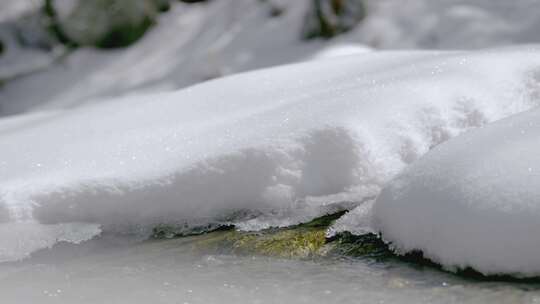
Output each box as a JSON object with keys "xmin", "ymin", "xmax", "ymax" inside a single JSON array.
[
  {"xmin": 355, "ymin": 0, "xmax": 540, "ymax": 49},
  {"xmin": 6, "ymin": 0, "xmax": 540, "ymax": 115},
  {"xmin": 309, "ymin": 43, "xmax": 372, "ymax": 60},
  {"xmin": 371, "ymin": 107, "xmax": 540, "ymax": 277},
  {"xmin": 1, "ymin": 47, "xmax": 540, "ymax": 261}
]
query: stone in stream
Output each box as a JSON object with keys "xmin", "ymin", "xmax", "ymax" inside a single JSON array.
[
  {"xmin": 301, "ymin": 0, "xmax": 367, "ymax": 40},
  {"xmin": 152, "ymin": 210, "xmax": 392, "ymax": 259},
  {"xmin": 43, "ymin": 0, "xmax": 167, "ymax": 48}
]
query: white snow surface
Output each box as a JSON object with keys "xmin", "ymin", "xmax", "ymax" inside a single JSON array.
[
  {"xmin": 1, "ymin": 47, "xmax": 540, "ymax": 261},
  {"xmin": 371, "ymin": 107, "xmax": 540, "ymax": 277}
]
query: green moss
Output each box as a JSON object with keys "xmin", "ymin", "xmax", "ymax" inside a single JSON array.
[
  {"xmin": 189, "ymin": 211, "xmax": 348, "ymax": 258},
  {"xmin": 326, "ymin": 232, "xmax": 392, "ymax": 259},
  {"xmin": 238, "ymin": 229, "xmax": 327, "ymax": 258},
  {"xmin": 190, "ymin": 230, "xmax": 242, "ymax": 253},
  {"xmin": 157, "ymin": 210, "xmax": 395, "ymax": 260},
  {"xmin": 185, "ymin": 212, "xmax": 343, "ymax": 258},
  {"xmin": 191, "ymin": 227, "xmax": 327, "ymax": 258}
]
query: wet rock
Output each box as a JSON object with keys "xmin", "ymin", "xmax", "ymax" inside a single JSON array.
[
  {"xmin": 268, "ymin": 4, "xmax": 285, "ymax": 18},
  {"xmin": 191, "ymin": 225, "xmax": 327, "ymax": 258},
  {"xmin": 301, "ymin": 0, "xmax": 366, "ymax": 40},
  {"xmin": 325, "ymin": 231, "xmax": 392, "ymax": 259},
  {"xmin": 46, "ymin": 0, "xmax": 161, "ymax": 48},
  {"xmin": 156, "ymin": 0, "xmax": 172, "ymax": 12},
  {"xmin": 177, "ymin": 210, "xmax": 392, "ymax": 259}
]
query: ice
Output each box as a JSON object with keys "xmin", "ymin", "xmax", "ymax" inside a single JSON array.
[
  {"xmin": 0, "ymin": 237, "xmax": 534, "ymax": 304},
  {"xmin": 0, "ymin": 222, "xmax": 100, "ymax": 262},
  {"xmin": 1, "ymin": 47, "xmax": 540, "ymax": 261},
  {"xmin": 371, "ymin": 107, "xmax": 540, "ymax": 277}
]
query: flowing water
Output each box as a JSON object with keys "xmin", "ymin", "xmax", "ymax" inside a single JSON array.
[{"xmin": 1, "ymin": 234, "xmax": 539, "ymax": 304}]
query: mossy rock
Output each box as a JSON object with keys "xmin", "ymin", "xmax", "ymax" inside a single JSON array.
[
  {"xmin": 155, "ymin": 0, "xmax": 171, "ymax": 12},
  {"xmin": 325, "ymin": 231, "xmax": 393, "ymax": 259},
  {"xmin": 193, "ymin": 228, "xmax": 328, "ymax": 258},
  {"xmin": 301, "ymin": 0, "xmax": 366, "ymax": 40},
  {"xmin": 45, "ymin": 0, "xmax": 164, "ymax": 48},
  {"xmin": 161, "ymin": 210, "xmax": 391, "ymax": 260}
]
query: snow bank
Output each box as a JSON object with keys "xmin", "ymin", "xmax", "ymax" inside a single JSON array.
[
  {"xmin": 372, "ymin": 106, "xmax": 540, "ymax": 277},
  {"xmin": 309, "ymin": 43, "xmax": 372, "ymax": 60},
  {"xmin": 1, "ymin": 47, "xmax": 540, "ymax": 261}
]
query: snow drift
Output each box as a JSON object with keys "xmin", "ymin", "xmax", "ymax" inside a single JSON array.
[
  {"xmin": 372, "ymin": 107, "xmax": 540, "ymax": 277},
  {"xmin": 1, "ymin": 47, "xmax": 540, "ymax": 262}
]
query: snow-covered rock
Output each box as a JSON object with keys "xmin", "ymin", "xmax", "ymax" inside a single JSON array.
[
  {"xmin": 372, "ymin": 106, "xmax": 540, "ymax": 277},
  {"xmin": 1, "ymin": 47, "xmax": 540, "ymax": 261},
  {"xmin": 53, "ymin": 0, "xmax": 159, "ymax": 48}
]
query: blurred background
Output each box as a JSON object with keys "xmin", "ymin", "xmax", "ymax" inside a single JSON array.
[{"xmin": 1, "ymin": 0, "xmax": 540, "ymax": 116}]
